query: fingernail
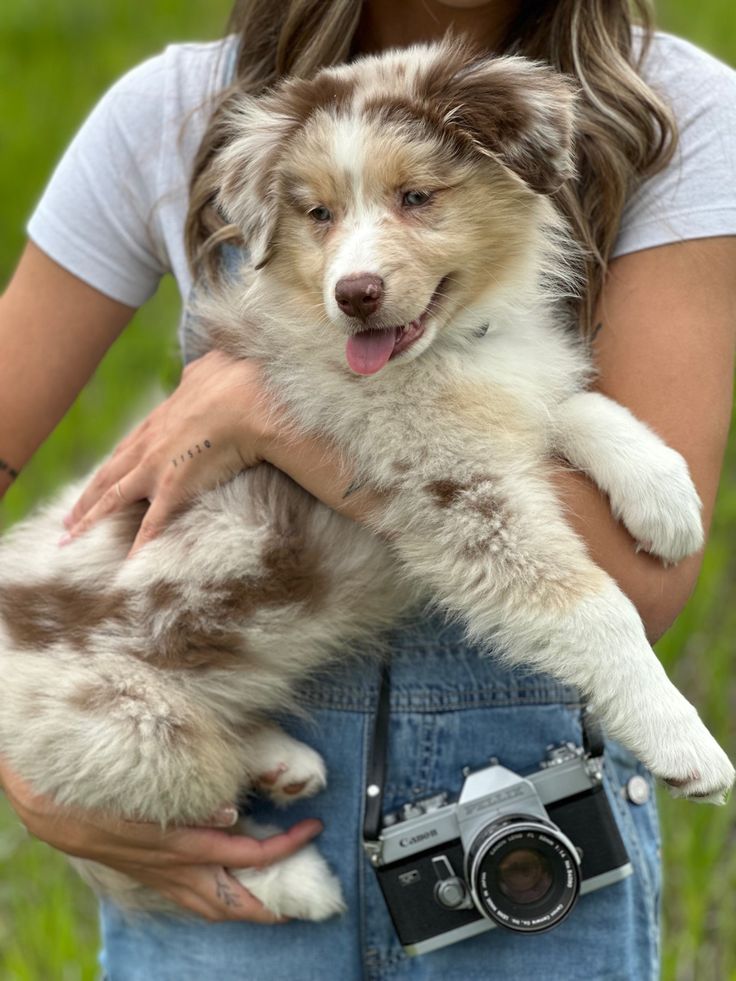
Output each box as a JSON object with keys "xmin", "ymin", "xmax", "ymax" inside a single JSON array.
[
  {"xmin": 58, "ymin": 532, "xmax": 73, "ymax": 547},
  {"xmin": 207, "ymin": 806, "xmax": 239, "ymax": 827}
]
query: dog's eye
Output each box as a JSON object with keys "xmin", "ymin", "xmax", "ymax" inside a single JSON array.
[
  {"xmin": 308, "ymin": 206, "xmax": 332, "ymax": 223},
  {"xmin": 402, "ymin": 190, "xmax": 431, "ymax": 208}
]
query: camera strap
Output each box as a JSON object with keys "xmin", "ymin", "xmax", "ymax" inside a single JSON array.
[
  {"xmin": 362, "ymin": 660, "xmax": 392, "ymax": 844},
  {"xmin": 581, "ymin": 705, "xmax": 606, "ymax": 758}
]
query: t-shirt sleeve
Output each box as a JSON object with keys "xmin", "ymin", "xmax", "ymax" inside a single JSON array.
[
  {"xmin": 27, "ymin": 53, "xmax": 171, "ymax": 307},
  {"xmin": 613, "ymin": 35, "xmax": 736, "ymax": 257}
]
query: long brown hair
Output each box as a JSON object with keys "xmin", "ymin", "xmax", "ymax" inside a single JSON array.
[{"xmin": 185, "ymin": 0, "xmax": 676, "ymax": 332}]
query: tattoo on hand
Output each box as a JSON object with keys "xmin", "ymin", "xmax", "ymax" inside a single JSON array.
[
  {"xmin": 342, "ymin": 476, "xmax": 367, "ymax": 500},
  {"xmin": 0, "ymin": 459, "xmax": 20, "ymax": 481},
  {"xmin": 214, "ymin": 869, "xmax": 242, "ymax": 908},
  {"xmin": 172, "ymin": 439, "xmax": 212, "ymax": 468}
]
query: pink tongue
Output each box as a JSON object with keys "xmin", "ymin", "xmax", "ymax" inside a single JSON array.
[{"xmin": 345, "ymin": 329, "xmax": 397, "ymax": 375}]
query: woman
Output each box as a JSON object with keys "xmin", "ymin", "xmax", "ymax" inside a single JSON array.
[{"xmin": 1, "ymin": 1, "xmax": 734, "ymax": 978}]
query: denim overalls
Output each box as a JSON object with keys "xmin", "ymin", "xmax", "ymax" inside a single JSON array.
[
  {"xmin": 100, "ymin": 614, "xmax": 661, "ymax": 980},
  {"xmin": 99, "ymin": 49, "xmax": 661, "ymax": 980}
]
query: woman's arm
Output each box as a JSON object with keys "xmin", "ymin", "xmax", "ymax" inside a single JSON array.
[
  {"xmin": 562, "ymin": 237, "xmax": 735, "ymax": 640},
  {"xmin": 0, "ymin": 242, "xmax": 135, "ymax": 498}
]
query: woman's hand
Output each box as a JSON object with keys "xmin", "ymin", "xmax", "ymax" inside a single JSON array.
[
  {"xmin": 62, "ymin": 348, "xmax": 384, "ymax": 555},
  {"xmin": 62, "ymin": 351, "xmax": 276, "ymax": 555},
  {"xmin": 0, "ymin": 756, "xmax": 322, "ymax": 923}
]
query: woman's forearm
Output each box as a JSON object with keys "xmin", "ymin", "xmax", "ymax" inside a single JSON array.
[{"xmin": 0, "ymin": 243, "xmax": 135, "ymax": 503}]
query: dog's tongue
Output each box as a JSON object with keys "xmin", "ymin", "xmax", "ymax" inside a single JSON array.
[{"xmin": 345, "ymin": 328, "xmax": 397, "ymax": 375}]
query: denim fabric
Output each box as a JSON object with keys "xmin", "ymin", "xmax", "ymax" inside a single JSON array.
[{"xmin": 99, "ymin": 616, "xmax": 661, "ymax": 981}]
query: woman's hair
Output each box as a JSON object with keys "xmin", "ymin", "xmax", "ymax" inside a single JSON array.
[{"xmin": 185, "ymin": 0, "xmax": 676, "ymax": 332}]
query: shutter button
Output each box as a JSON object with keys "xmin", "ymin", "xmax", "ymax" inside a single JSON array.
[{"xmin": 625, "ymin": 775, "xmax": 650, "ymax": 805}]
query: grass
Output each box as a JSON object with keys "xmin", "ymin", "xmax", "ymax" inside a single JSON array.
[{"xmin": 0, "ymin": 1, "xmax": 734, "ymax": 978}]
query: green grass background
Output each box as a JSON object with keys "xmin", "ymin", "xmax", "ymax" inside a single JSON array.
[{"xmin": 0, "ymin": 1, "xmax": 734, "ymax": 978}]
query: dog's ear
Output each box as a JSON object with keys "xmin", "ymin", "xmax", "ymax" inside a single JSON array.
[
  {"xmin": 211, "ymin": 97, "xmax": 296, "ymax": 269},
  {"xmin": 423, "ymin": 46, "xmax": 578, "ymax": 195}
]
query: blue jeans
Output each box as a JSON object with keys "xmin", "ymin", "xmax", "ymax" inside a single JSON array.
[{"xmin": 99, "ymin": 616, "xmax": 661, "ymax": 980}]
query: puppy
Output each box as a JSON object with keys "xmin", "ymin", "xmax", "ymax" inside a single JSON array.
[{"xmin": 1, "ymin": 38, "xmax": 733, "ymax": 922}]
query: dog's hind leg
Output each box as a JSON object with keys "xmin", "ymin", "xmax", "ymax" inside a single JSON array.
[{"xmin": 0, "ymin": 651, "xmax": 249, "ymax": 827}]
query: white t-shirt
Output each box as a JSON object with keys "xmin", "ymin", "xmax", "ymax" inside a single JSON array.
[{"xmin": 27, "ymin": 32, "xmax": 736, "ymax": 312}]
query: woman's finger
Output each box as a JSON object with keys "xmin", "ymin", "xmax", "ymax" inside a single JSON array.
[
  {"xmin": 163, "ymin": 819, "xmax": 324, "ymax": 870},
  {"xmin": 64, "ymin": 444, "xmax": 146, "ymax": 529},
  {"xmin": 62, "ymin": 467, "xmax": 150, "ymax": 544},
  {"xmin": 127, "ymin": 485, "xmax": 183, "ymax": 557}
]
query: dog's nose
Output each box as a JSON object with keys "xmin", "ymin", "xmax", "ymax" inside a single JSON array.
[{"xmin": 335, "ymin": 275, "xmax": 384, "ymax": 321}]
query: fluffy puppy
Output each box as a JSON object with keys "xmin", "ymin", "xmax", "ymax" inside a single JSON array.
[{"xmin": 0, "ymin": 38, "xmax": 733, "ymax": 922}]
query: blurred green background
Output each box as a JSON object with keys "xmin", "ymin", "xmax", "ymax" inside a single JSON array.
[{"xmin": 0, "ymin": 1, "xmax": 734, "ymax": 978}]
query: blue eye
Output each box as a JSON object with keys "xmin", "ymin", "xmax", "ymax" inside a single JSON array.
[
  {"xmin": 402, "ymin": 190, "xmax": 431, "ymax": 207},
  {"xmin": 309, "ymin": 205, "xmax": 332, "ymax": 223}
]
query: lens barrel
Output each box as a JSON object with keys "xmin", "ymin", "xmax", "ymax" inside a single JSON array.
[{"xmin": 466, "ymin": 816, "xmax": 581, "ymax": 933}]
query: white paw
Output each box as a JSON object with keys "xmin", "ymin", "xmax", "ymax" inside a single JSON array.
[
  {"xmin": 656, "ymin": 710, "xmax": 734, "ymax": 804},
  {"xmin": 232, "ymin": 819, "xmax": 346, "ymax": 921},
  {"xmin": 610, "ymin": 446, "xmax": 704, "ymax": 564},
  {"xmin": 249, "ymin": 727, "xmax": 327, "ymax": 805},
  {"xmin": 598, "ymin": 688, "xmax": 734, "ymax": 804}
]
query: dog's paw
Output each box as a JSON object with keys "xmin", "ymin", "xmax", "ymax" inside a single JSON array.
[
  {"xmin": 233, "ymin": 820, "xmax": 346, "ymax": 921},
  {"xmin": 249, "ymin": 727, "xmax": 327, "ymax": 805},
  {"xmin": 603, "ymin": 691, "xmax": 734, "ymax": 804},
  {"xmin": 658, "ymin": 722, "xmax": 735, "ymax": 805},
  {"xmin": 611, "ymin": 446, "xmax": 704, "ymax": 564}
]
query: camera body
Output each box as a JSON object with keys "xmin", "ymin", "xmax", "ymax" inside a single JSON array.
[{"xmin": 365, "ymin": 742, "xmax": 632, "ymax": 956}]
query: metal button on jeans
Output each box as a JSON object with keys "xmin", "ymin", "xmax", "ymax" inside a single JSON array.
[{"xmin": 625, "ymin": 774, "xmax": 651, "ymax": 805}]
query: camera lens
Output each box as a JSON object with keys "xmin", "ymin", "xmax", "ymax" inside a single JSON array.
[
  {"xmin": 496, "ymin": 847, "xmax": 553, "ymax": 905},
  {"xmin": 466, "ymin": 817, "xmax": 581, "ymax": 933}
]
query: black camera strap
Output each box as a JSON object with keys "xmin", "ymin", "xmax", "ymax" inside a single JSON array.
[
  {"xmin": 581, "ymin": 705, "xmax": 606, "ymax": 758},
  {"xmin": 362, "ymin": 660, "xmax": 392, "ymax": 844}
]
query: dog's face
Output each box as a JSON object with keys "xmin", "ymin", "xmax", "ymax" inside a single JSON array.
[{"xmin": 214, "ymin": 39, "xmax": 576, "ymax": 375}]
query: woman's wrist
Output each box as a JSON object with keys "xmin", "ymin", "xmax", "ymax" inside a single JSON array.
[{"xmin": 261, "ymin": 425, "xmax": 380, "ymax": 524}]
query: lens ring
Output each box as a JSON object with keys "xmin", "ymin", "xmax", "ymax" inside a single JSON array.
[{"xmin": 467, "ymin": 817, "xmax": 581, "ymax": 933}]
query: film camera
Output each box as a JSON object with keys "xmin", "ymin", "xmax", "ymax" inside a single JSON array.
[{"xmin": 364, "ymin": 741, "xmax": 633, "ymax": 956}]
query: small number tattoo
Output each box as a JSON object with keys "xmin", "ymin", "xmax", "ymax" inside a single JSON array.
[
  {"xmin": 170, "ymin": 441, "xmax": 213, "ymax": 469},
  {"xmin": 214, "ymin": 870, "xmax": 242, "ymax": 908},
  {"xmin": 0, "ymin": 459, "xmax": 20, "ymax": 481}
]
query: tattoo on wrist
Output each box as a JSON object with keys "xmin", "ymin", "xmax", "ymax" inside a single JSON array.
[
  {"xmin": 590, "ymin": 321, "xmax": 604, "ymax": 341},
  {"xmin": 0, "ymin": 459, "xmax": 20, "ymax": 481},
  {"xmin": 342, "ymin": 476, "xmax": 367, "ymax": 500},
  {"xmin": 172, "ymin": 439, "xmax": 212, "ymax": 468},
  {"xmin": 214, "ymin": 869, "xmax": 242, "ymax": 908}
]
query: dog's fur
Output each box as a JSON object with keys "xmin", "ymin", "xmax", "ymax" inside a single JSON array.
[{"xmin": 1, "ymin": 39, "xmax": 733, "ymax": 921}]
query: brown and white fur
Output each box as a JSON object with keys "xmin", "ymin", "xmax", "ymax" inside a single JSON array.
[{"xmin": 0, "ymin": 39, "xmax": 733, "ymax": 922}]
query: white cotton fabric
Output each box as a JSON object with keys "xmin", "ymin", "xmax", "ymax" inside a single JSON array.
[{"xmin": 26, "ymin": 32, "xmax": 736, "ymax": 310}]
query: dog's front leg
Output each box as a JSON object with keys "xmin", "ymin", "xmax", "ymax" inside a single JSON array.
[
  {"xmin": 552, "ymin": 391, "xmax": 704, "ymax": 562},
  {"xmin": 372, "ymin": 460, "xmax": 733, "ymax": 802}
]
